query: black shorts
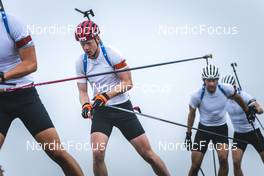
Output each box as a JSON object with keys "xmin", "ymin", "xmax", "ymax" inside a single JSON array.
[
  {"xmin": 192, "ymin": 123, "xmax": 229, "ymax": 154},
  {"xmin": 0, "ymin": 87, "xmax": 54, "ymax": 136},
  {"xmin": 232, "ymin": 128, "xmax": 264, "ymax": 153},
  {"xmin": 91, "ymin": 100, "xmax": 145, "ymax": 141}
]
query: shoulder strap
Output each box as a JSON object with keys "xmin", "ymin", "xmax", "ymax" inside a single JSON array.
[
  {"xmin": 218, "ymin": 84, "xmax": 228, "ymax": 97},
  {"xmin": 197, "ymin": 85, "xmax": 206, "ymax": 107},
  {"xmin": 1, "ymin": 11, "xmax": 10, "ymax": 34},
  {"xmin": 82, "ymin": 41, "xmax": 114, "ymax": 75},
  {"xmin": 83, "ymin": 54, "xmax": 88, "ymax": 75},
  {"xmin": 1, "ymin": 11, "xmax": 13, "ymax": 41},
  {"xmin": 99, "ymin": 40, "xmax": 113, "ymax": 68},
  {"xmin": 200, "ymin": 85, "xmax": 206, "ymax": 101},
  {"xmin": 198, "ymin": 84, "xmax": 229, "ymax": 107}
]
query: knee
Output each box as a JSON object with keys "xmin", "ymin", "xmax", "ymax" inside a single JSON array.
[
  {"xmin": 46, "ymin": 148, "xmax": 68, "ymax": 162},
  {"xmin": 219, "ymin": 154, "xmax": 228, "ymax": 166},
  {"xmin": 0, "ymin": 135, "xmax": 5, "ymax": 149},
  {"xmin": 140, "ymin": 149, "xmax": 156, "ymax": 164},
  {"xmin": 260, "ymin": 152, "xmax": 264, "ymax": 163},
  {"xmin": 191, "ymin": 162, "xmax": 201, "ymax": 172},
  {"xmin": 233, "ymin": 159, "xmax": 241, "ymax": 170},
  {"xmin": 93, "ymin": 149, "xmax": 105, "ymax": 164}
]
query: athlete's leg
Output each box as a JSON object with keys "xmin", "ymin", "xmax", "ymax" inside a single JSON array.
[
  {"xmin": 0, "ymin": 165, "xmax": 3, "ymax": 176},
  {"xmin": 130, "ymin": 134, "xmax": 170, "ymax": 176},
  {"xmin": 231, "ymin": 131, "xmax": 249, "ymax": 176},
  {"xmin": 0, "ymin": 111, "xmax": 13, "ymax": 149},
  {"xmin": 188, "ymin": 151, "xmax": 205, "ymax": 176},
  {"xmin": 15, "ymin": 90, "xmax": 84, "ymax": 176},
  {"xmin": 232, "ymin": 148, "xmax": 244, "ymax": 176},
  {"xmin": 252, "ymin": 129, "xmax": 264, "ymax": 163},
  {"xmin": 34, "ymin": 128, "xmax": 84, "ymax": 176},
  {"xmin": 113, "ymin": 101, "xmax": 170, "ymax": 176},
  {"xmin": 188, "ymin": 123, "xmax": 210, "ymax": 176},
  {"xmin": 0, "ymin": 133, "xmax": 5, "ymax": 149},
  {"xmin": 215, "ymin": 143, "xmax": 229, "ymax": 176},
  {"xmin": 259, "ymin": 151, "xmax": 264, "ymax": 163},
  {"xmin": 91, "ymin": 132, "xmax": 109, "ymax": 176},
  {"xmin": 90, "ymin": 106, "xmax": 114, "ymax": 176},
  {"xmin": 211, "ymin": 124, "xmax": 229, "ymax": 176}
]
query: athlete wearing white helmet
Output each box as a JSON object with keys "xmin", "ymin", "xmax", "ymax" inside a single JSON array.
[
  {"xmin": 0, "ymin": 12, "xmax": 84, "ymax": 175},
  {"xmin": 185, "ymin": 64, "xmax": 251, "ymax": 176},
  {"xmin": 75, "ymin": 20, "xmax": 170, "ymax": 176},
  {"xmin": 222, "ymin": 75, "xmax": 264, "ymax": 176}
]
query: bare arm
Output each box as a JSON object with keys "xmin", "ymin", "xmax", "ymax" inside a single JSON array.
[
  {"xmin": 232, "ymin": 94, "xmax": 249, "ymax": 113},
  {"xmin": 4, "ymin": 46, "xmax": 37, "ymax": 81},
  {"xmin": 251, "ymin": 101, "xmax": 264, "ymax": 114},
  {"xmin": 187, "ymin": 105, "xmax": 196, "ymax": 133},
  {"xmin": 77, "ymin": 83, "xmax": 90, "ymax": 105},
  {"xmin": 106, "ymin": 70, "xmax": 133, "ymax": 98}
]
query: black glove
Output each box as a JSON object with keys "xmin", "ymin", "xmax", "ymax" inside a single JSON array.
[
  {"xmin": 246, "ymin": 108, "xmax": 256, "ymax": 123},
  {"xmin": 184, "ymin": 132, "xmax": 192, "ymax": 151},
  {"xmin": 248, "ymin": 105, "xmax": 258, "ymax": 114},
  {"xmin": 133, "ymin": 106, "xmax": 142, "ymax": 113},
  {"xmin": 92, "ymin": 93, "xmax": 110, "ymax": 109},
  {"xmin": 0, "ymin": 72, "xmax": 5, "ymax": 83},
  {"xmin": 82, "ymin": 102, "xmax": 93, "ymax": 119}
]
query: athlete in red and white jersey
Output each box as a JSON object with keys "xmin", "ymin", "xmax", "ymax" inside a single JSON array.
[
  {"xmin": 0, "ymin": 14, "xmax": 34, "ymax": 88},
  {"xmin": 75, "ymin": 45, "xmax": 130, "ymax": 106},
  {"xmin": 0, "ymin": 13, "xmax": 84, "ymax": 175},
  {"xmin": 75, "ymin": 20, "xmax": 170, "ymax": 176}
]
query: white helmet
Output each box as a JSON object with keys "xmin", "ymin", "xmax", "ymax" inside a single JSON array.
[
  {"xmin": 221, "ymin": 75, "xmax": 236, "ymax": 85},
  {"xmin": 202, "ymin": 64, "xmax": 220, "ymax": 80}
]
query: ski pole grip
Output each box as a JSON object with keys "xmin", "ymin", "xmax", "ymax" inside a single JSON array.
[
  {"xmin": 203, "ymin": 54, "xmax": 213, "ymax": 59},
  {"xmin": 231, "ymin": 63, "xmax": 237, "ymax": 67}
]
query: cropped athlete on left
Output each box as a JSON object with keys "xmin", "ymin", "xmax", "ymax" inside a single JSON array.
[{"xmin": 0, "ymin": 3, "xmax": 84, "ymax": 176}]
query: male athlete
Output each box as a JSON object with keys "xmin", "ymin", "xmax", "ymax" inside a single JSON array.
[
  {"xmin": 185, "ymin": 64, "xmax": 252, "ymax": 176},
  {"xmin": 75, "ymin": 20, "xmax": 170, "ymax": 176},
  {"xmin": 222, "ymin": 75, "xmax": 264, "ymax": 176},
  {"xmin": 0, "ymin": 12, "xmax": 84, "ymax": 175},
  {"xmin": 0, "ymin": 166, "xmax": 3, "ymax": 176}
]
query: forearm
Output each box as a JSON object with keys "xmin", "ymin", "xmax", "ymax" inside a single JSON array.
[
  {"xmin": 187, "ymin": 113, "xmax": 195, "ymax": 133},
  {"xmin": 4, "ymin": 46, "xmax": 37, "ymax": 81},
  {"xmin": 79, "ymin": 92, "xmax": 90, "ymax": 105},
  {"xmin": 106, "ymin": 80, "xmax": 133, "ymax": 99},
  {"xmin": 233, "ymin": 95, "xmax": 249, "ymax": 112},
  {"xmin": 4, "ymin": 61, "xmax": 37, "ymax": 81}
]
